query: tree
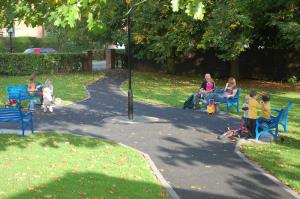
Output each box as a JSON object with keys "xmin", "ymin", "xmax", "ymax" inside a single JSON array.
[{"xmin": 172, "ymin": 0, "xmax": 300, "ymax": 76}]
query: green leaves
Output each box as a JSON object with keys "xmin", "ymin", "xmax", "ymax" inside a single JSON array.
[
  {"xmin": 49, "ymin": 3, "xmax": 80, "ymax": 28},
  {"xmin": 171, "ymin": 0, "xmax": 205, "ymax": 20}
]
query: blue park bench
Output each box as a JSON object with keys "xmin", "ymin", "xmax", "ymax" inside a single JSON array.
[
  {"xmin": 6, "ymin": 85, "xmax": 39, "ymax": 102},
  {"xmin": 213, "ymin": 88, "xmax": 241, "ymax": 113},
  {"xmin": 0, "ymin": 107, "xmax": 33, "ymax": 136},
  {"xmin": 255, "ymin": 102, "xmax": 292, "ymax": 141},
  {"xmin": 6, "ymin": 85, "xmax": 42, "ymax": 109},
  {"xmin": 271, "ymin": 102, "xmax": 293, "ymax": 133}
]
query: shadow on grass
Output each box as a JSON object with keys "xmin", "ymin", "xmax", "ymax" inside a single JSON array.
[
  {"xmin": 0, "ymin": 132, "xmax": 114, "ymax": 152},
  {"xmin": 7, "ymin": 171, "xmax": 279, "ymax": 199},
  {"xmin": 7, "ymin": 171, "xmax": 167, "ymax": 199}
]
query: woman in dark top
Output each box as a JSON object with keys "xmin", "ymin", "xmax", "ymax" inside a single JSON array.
[{"xmin": 210, "ymin": 77, "xmax": 238, "ymax": 103}]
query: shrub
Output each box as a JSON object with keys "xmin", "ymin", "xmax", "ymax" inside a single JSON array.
[
  {"xmin": 287, "ymin": 75, "xmax": 298, "ymax": 85},
  {"xmin": 0, "ymin": 53, "xmax": 84, "ymax": 75}
]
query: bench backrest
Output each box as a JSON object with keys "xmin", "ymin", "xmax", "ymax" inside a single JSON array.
[
  {"xmin": 228, "ymin": 88, "xmax": 241, "ymax": 102},
  {"xmin": 275, "ymin": 108, "xmax": 284, "ymax": 125},
  {"xmin": 6, "ymin": 85, "xmax": 28, "ymax": 94},
  {"xmin": 280, "ymin": 102, "xmax": 292, "ymax": 125},
  {"xmin": 6, "ymin": 85, "xmax": 39, "ymax": 101},
  {"xmin": 0, "ymin": 108, "xmax": 22, "ymax": 122}
]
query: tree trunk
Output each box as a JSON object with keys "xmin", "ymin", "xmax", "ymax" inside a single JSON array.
[{"xmin": 230, "ymin": 59, "xmax": 240, "ymax": 78}]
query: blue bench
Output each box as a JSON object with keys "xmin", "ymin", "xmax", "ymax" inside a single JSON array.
[
  {"xmin": 271, "ymin": 102, "xmax": 293, "ymax": 133},
  {"xmin": 255, "ymin": 103, "xmax": 293, "ymax": 141},
  {"xmin": 215, "ymin": 88, "xmax": 241, "ymax": 113},
  {"xmin": 6, "ymin": 85, "xmax": 39, "ymax": 103},
  {"xmin": 0, "ymin": 107, "xmax": 33, "ymax": 136}
]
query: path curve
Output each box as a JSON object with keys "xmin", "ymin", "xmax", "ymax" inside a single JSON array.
[{"xmin": 28, "ymin": 70, "xmax": 299, "ymax": 199}]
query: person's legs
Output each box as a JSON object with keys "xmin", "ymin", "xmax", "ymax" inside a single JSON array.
[
  {"xmin": 248, "ymin": 119, "xmax": 257, "ymax": 138},
  {"xmin": 213, "ymin": 94, "xmax": 227, "ymax": 103},
  {"xmin": 193, "ymin": 93, "xmax": 200, "ymax": 109}
]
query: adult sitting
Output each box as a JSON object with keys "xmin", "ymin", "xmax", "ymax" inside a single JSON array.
[
  {"xmin": 193, "ymin": 73, "xmax": 215, "ymax": 108},
  {"xmin": 210, "ymin": 77, "xmax": 238, "ymax": 103},
  {"xmin": 28, "ymin": 73, "xmax": 37, "ymax": 95},
  {"xmin": 28, "ymin": 73, "xmax": 43, "ymax": 110}
]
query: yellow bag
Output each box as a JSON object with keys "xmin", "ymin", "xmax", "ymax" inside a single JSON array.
[{"xmin": 207, "ymin": 99, "xmax": 215, "ymax": 114}]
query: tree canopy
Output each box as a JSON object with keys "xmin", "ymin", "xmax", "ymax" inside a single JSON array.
[{"xmin": 0, "ymin": 0, "xmax": 299, "ymax": 64}]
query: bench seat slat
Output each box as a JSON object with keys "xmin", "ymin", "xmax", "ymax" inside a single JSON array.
[{"xmin": 0, "ymin": 107, "xmax": 33, "ymax": 136}]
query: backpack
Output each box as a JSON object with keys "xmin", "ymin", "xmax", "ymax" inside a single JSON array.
[{"xmin": 183, "ymin": 94, "xmax": 195, "ymax": 109}]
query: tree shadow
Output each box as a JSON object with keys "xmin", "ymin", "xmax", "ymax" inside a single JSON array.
[
  {"xmin": 158, "ymin": 136, "xmax": 240, "ymax": 168},
  {"xmin": 1, "ymin": 70, "xmax": 297, "ymax": 199},
  {"xmin": 0, "ymin": 132, "xmax": 113, "ymax": 152},
  {"xmin": 6, "ymin": 171, "xmax": 168, "ymax": 199},
  {"xmin": 5, "ymin": 171, "xmax": 277, "ymax": 199}
]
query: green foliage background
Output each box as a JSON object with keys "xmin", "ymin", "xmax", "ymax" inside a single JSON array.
[{"xmin": 0, "ymin": 53, "xmax": 83, "ymax": 75}]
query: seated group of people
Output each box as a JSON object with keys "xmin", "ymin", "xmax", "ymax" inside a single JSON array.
[
  {"xmin": 193, "ymin": 73, "xmax": 272, "ymax": 138},
  {"xmin": 193, "ymin": 73, "xmax": 238, "ymax": 109},
  {"xmin": 27, "ymin": 73, "xmax": 54, "ymax": 112}
]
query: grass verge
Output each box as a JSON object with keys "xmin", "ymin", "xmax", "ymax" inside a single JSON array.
[
  {"xmin": 0, "ymin": 72, "xmax": 105, "ymax": 105},
  {"xmin": 121, "ymin": 71, "xmax": 300, "ymax": 193},
  {"xmin": 0, "ymin": 132, "xmax": 167, "ymax": 199}
]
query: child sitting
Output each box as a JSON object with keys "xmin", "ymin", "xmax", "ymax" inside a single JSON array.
[
  {"xmin": 42, "ymin": 79, "xmax": 54, "ymax": 112},
  {"xmin": 257, "ymin": 94, "xmax": 272, "ymax": 125}
]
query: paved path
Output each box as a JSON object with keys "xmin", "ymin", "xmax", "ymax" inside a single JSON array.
[
  {"xmin": 92, "ymin": 60, "xmax": 106, "ymax": 71},
  {"xmin": 2, "ymin": 70, "xmax": 298, "ymax": 199}
]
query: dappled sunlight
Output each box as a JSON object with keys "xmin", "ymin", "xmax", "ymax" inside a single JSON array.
[
  {"xmin": 242, "ymin": 131, "xmax": 300, "ymax": 192},
  {"xmin": 0, "ymin": 133, "xmax": 166, "ymax": 199}
]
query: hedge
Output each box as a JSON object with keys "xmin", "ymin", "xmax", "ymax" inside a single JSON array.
[
  {"xmin": 0, "ymin": 37, "xmax": 104, "ymax": 53},
  {"xmin": 0, "ymin": 53, "xmax": 84, "ymax": 75}
]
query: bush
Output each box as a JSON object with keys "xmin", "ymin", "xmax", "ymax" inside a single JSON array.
[
  {"xmin": 0, "ymin": 53, "xmax": 84, "ymax": 75},
  {"xmin": 287, "ymin": 75, "xmax": 298, "ymax": 85}
]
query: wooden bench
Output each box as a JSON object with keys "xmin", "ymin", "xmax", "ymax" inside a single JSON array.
[{"xmin": 0, "ymin": 107, "xmax": 34, "ymax": 136}]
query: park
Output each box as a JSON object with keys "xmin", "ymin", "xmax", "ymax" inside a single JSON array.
[{"xmin": 0, "ymin": 1, "xmax": 299, "ymax": 199}]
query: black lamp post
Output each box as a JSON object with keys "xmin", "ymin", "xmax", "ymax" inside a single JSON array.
[
  {"xmin": 127, "ymin": 5, "xmax": 133, "ymax": 120},
  {"xmin": 126, "ymin": 0, "xmax": 147, "ymax": 120},
  {"xmin": 7, "ymin": 28, "xmax": 13, "ymax": 53}
]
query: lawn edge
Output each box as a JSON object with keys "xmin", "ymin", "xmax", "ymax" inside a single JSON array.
[
  {"xmin": 60, "ymin": 72, "xmax": 105, "ymax": 107},
  {"xmin": 119, "ymin": 143, "xmax": 181, "ymax": 199},
  {"xmin": 235, "ymin": 139, "xmax": 300, "ymax": 199}
]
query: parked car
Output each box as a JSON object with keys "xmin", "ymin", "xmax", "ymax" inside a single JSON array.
[{"xmin": 24, "ymin": 48, "xmax": 56, "ymax": 54}]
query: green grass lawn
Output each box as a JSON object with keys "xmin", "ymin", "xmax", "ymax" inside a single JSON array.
[
  {"xmin": 0, "ymin": 133, "xmax": 167, "ymax": 199},
  {"xmin": 122, "ymin": 71, "xmax": 300, "ymax": 193},
  {"xmin": 0, "ymin": 72, "xmax": 105, "ymax": 105}
]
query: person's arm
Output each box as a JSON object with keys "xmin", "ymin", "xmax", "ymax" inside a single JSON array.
[
  {"xmin": 199, "ymin": 81, "xmax": 206, "ymax": 92},
  {"xmin": 224, "ymin": 83, "xmax": 229, "ymax": 92}
]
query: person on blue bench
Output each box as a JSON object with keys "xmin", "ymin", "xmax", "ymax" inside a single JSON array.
[
  {"xmin": 28, "ymin": 73, "xmax": 43, "ymax": 110},
  {"xmin": 209, "ymin": 77, "xmax": 238, "ymax": 103},
  {"xmin": 256, "ymin": 93, "xmax": 272, "ymax": 125},
  {"xmin": 193, "ymin": 73, "xmax": 215, "ymax": 109}
]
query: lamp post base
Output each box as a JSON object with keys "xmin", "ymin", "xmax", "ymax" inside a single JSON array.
[{"xmin": 128, "ymin": 89, "xmax": 133, "ymax": 120}]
